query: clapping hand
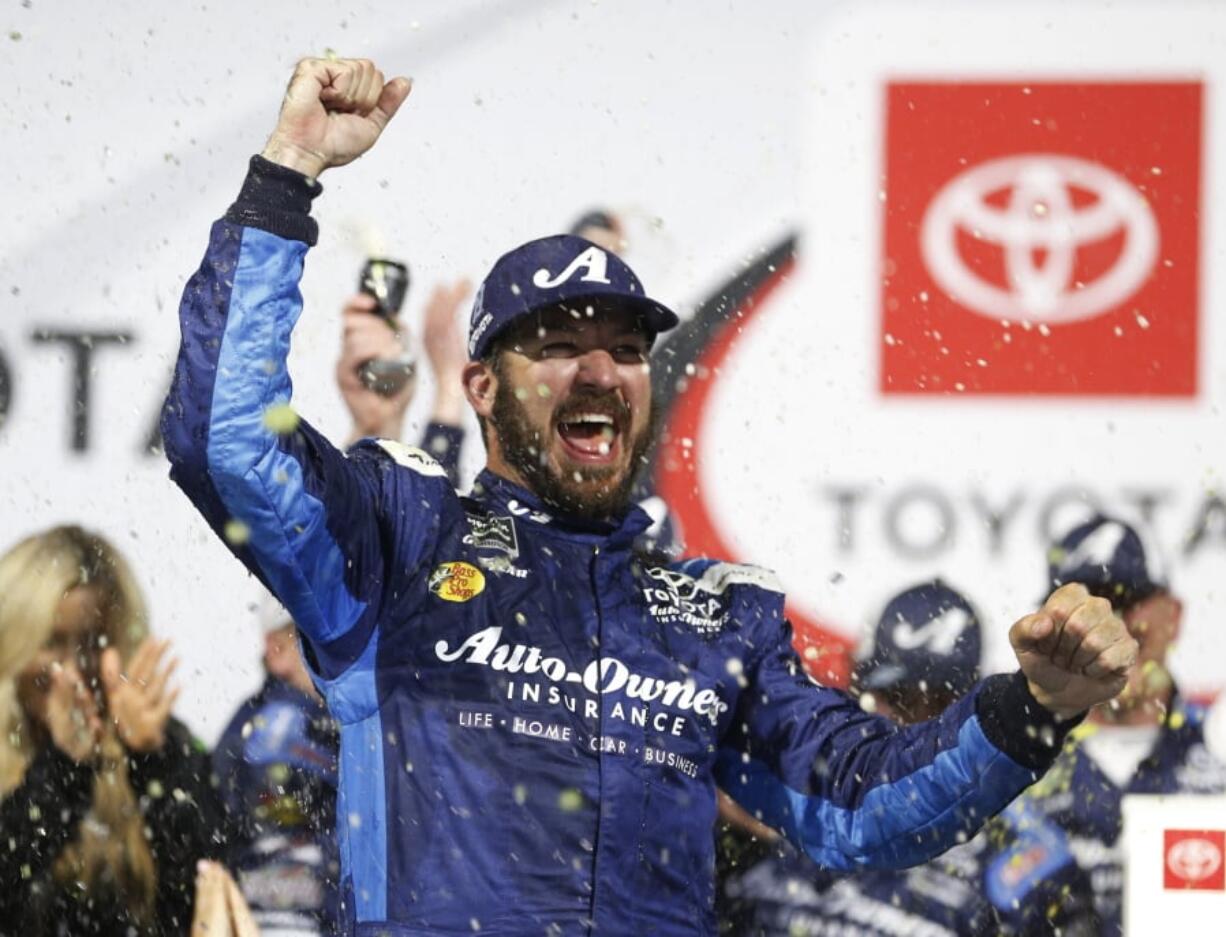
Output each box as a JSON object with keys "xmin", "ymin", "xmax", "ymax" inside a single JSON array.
[
  {"xmin": 191, "ymin": 861, "xmax": 259, "ymax": 937},
  {"xmin": 32, "ymin": 660, "xmax": 102, "ymax": 764},
  {"xmin": 100, "ymin": 638, "xmax": 180, "ymax": 753}
]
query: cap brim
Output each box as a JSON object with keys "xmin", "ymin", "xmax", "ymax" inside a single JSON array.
[
  {"xmin": 473, "ymin": 291, "xmax": 679, "ymax": 361},
  {"xmin": 635, "ymin": 296, "xmax": 680, "ymax": 334},
  {"xmin": 556, "ymin": 291, "xmax": 679, "ymax": 335}
]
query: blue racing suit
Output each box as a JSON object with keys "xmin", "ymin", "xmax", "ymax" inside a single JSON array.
[
  {"xmin": 214, "ymin": 676, "xmax": 342, "ymax": 935},
  {"xmin": 162, "ymin": 156, "xmax": 1079, "ymax": 937}
]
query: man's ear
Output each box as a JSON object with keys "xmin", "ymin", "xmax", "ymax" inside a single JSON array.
[
  {"xmin": 463, "ymin": 360, "xmax": 497, "ymax": 418},
  {"xmin": 1168, "ymin": 595, "xmax": 1184, "ymax": 641}
]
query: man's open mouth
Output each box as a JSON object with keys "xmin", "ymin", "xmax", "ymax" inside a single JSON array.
[{"xmin": 556, "ymin": 411, "xmax": 622, "ymax": 463}]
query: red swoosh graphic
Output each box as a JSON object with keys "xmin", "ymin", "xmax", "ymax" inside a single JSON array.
[{"xmin": 653, "ymin": 256, "xmax": 852, "ymax": 687}]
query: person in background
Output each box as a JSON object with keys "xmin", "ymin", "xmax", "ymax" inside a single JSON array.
[
  {"xmin": 1013, "ymin": 514, "xmax": 1226, "ymax": 937},
  {"xmin": 568, "ymin": 208, "xmax": 626, "ymax": 254},
  {"xmin": 0, "ymin": 525, "xmax": 225, "ymax": 936},
  {"xmin": 213, "ymin": 594, "xmax": 340, "ymax": 935},
  {"xmin": 1206, "ymin": 690, "xmax": 1226, "ymax": 762},
  {"xmin": 718, "ymin": 581, "xmax": 1097, "ymax": 936},
  {"xmin": 338, "ymin": 277, "xmax": 470, "ymax": 484}
]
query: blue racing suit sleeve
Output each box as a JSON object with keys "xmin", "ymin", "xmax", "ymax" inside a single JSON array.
[
  {"xmin": 717, "ymin": 616, "xmax": 1078, "ymax": 871},
  {"xmin": 161, "ymin": 156, "xmax": 450, "ymax": 678}
]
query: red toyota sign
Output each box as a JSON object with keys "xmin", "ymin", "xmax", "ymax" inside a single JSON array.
[
  {"xmin": 881, "ymin": 81, "xmax": 1202, "ymax": 396},
  {"xmin": 1163, "ymin": 829, "xmax": 1225, "ymax": 891}
]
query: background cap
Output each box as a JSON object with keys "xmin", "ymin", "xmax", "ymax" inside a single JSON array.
[
  {"xmin": 1047, "ymin": 514, "xmax": 1166, "ymax": 608},
  {"xmin": 467, "ymin": 234, "xmax": 679, "ymax": 359},
  {"xmin": 853, "ymin": 579, "xmax": 983, "ymax": 698}
]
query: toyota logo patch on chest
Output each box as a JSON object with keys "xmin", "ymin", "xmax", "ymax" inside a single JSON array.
[
  {"xmin": 881, "ymin": 81, "xmax": 1202, "ymax": 397},
  {"xmin": 640, "ymin": 566, "xmax": 730, "ymax": 637}
]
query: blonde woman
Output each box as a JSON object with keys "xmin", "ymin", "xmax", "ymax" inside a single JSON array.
[{"xmin": 0, "ymin": 525, "xmax": 226, "ymax": 936}]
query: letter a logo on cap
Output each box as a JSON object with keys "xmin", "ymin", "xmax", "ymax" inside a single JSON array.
[{"xmin": 532, "ymin": 246, "xmax": 613, "ymax": 289}]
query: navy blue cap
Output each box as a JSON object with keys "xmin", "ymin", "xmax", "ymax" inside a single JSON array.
[
  {"xmin": 1047, "ymin": 514, "xmax": 1166, "ymax": 608},
  {"xmin": 467, "ymin": 234, "xmax": 679, "ymax": 359},
  {"xmin": 853, "ymin": 580, "xmax": 983, "ymax": 697}
]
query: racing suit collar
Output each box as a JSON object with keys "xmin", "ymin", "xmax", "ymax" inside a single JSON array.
[{"xmin": 473, "ymin": 468, "xmax": 652, "ymax": 546}]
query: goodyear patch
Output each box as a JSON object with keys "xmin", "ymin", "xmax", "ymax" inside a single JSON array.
[{"xmin": 429, "ymin": 562, "xmax": 486, "ymax": 603}]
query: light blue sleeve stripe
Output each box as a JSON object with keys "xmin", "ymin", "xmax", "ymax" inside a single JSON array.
[
  {"xmin": 338, "ymin": 717, "xmax": 389, "ymax": 921},
  {"xmin": 206, "ymin": 225, "xmax": 367, "ymax": 644},
  {"xmin": 723, "ymin": 715, "xmax": 1037, "ymax": 870},
  {"xmin": 330, "ymin": 629, "xmax": 387, "ymax": 921}
]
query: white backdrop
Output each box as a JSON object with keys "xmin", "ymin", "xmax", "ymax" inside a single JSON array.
[
  {"xmin": 699, "ymin": 1, "xmax": 1226, "ymax": 684},
  {"xmin": 1, "ymin": 0, "xmax": 1222, "ymax": 743}
]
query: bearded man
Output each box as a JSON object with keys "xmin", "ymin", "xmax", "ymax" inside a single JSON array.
[{"xmin": 162, "ymin": 57, "xmax": 1138, "ymax": 937}]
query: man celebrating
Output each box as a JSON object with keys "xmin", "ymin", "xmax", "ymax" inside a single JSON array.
[{"xmin": 162, "ymin": 58, "xmax": 1137, "ymax": 935}]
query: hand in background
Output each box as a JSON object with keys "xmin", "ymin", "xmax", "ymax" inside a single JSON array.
[
  {"xmin": 716, "ymin": 788, "xmax": 780, "ymax": 843},
  {"xmin": 101, "ymin": 638, "xmax": 180, "ymax": 753},
  {"xmin": 28, "ymin": 660, "xmax": 102, "ymax": 764},
  {"xmin": 191, "ymin": 861, "xmax": 260, "ymax": 937},
  {"xmin": 421, "ymin": 278, "xmax": 472, "ymax": 426},
  {"xmin": 337, "ymin": 293, "xmax": 417, "ymax": 441}
]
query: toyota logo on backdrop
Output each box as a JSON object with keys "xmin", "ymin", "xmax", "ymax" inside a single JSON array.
[
  {"xmin": 881, "ymin": 81, "xmax": 1201, "ymax": 396},
  {"xmin": 920, "ymin": 154, "xmax": 1159, "ymax": 324}
]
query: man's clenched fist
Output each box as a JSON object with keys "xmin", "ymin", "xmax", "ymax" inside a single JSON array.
[
  {"xmin": 1009, "ymin": 583, "xmax": 1139, "ymax": 720},
  {"xmin": 261, "ymin": 57, "xmax": 412, "ymax": 179}
]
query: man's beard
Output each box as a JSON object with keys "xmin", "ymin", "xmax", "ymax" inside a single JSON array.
[{"xmin": 490, "ymin": 376, "xmax": 655, "ymax": 521}]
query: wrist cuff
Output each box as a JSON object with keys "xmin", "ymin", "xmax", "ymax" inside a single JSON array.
[
  {"xmin": 975, "ymin": 671, "xmax": 1083, "ymax": 770},
  {"xmin": 224, "ymin": 155, "xmax": 323, "ymax": 245}
]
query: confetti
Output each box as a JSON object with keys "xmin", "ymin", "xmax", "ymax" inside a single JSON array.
[
  {"xmin": 262, "ymin": 403, "xmax": 300, "ymax": 435},
  {"xmin": 223, "ymin": 519, "xmax": 250, "ymax": 546}
]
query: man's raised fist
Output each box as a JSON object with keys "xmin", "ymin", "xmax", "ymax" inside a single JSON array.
[{"xmin": 261, "ymin": 57, "xmax": 412, "ymax": 179}]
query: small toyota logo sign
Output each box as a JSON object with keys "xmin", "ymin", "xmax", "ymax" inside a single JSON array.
[
  {"xmin": 920, "ymin": 154, "xmax": 1159, "ymax": 324},
  {"xmin": 1164, "ymin": 829, "xmax": 1226, "ymax": 891}
]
